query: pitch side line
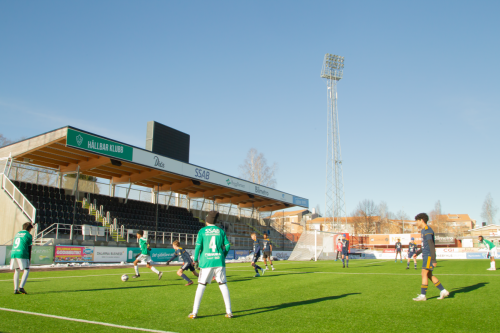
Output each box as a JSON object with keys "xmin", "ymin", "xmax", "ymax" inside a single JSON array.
[
  {"xmin": 0, "ymin": 270, "xmax": 180, "ymax": 282},
  {"xmin": 0, "ymin": 307, "xmax": 176, "ymax": 333}
]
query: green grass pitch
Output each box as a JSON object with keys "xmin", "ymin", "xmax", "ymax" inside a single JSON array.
[{"xmin": 0, "ymin": 260, "xmax": 497, "ymax": 332}]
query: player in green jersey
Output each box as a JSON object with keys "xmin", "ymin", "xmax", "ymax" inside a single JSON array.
[
  {"xmin": 132, "ymin": 230, "xmax": 162, "ymax": 280},
  {"xmin": 479, "ymin": 236, "xmax": 497, "ymax": 271},
  {"xmin": 10, "ymin": 222, "xmax": 33, "ymax": 294},
  {"xmin": 189, "ymin": 211, "xmax": 232, "ymax": 319}
]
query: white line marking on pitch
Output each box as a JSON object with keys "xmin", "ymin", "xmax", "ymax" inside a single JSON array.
[
  {"xmin": 0, "ymin": 270, "xmax": 180, "ymax": 282},
  {"xmin": 0, "ymin": 307, "xmax": 176, "ymax": 333}
]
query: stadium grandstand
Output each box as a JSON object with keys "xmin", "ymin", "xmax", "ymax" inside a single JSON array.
[{"xmin": 0, "ymin": 125, "xmax": 309, "ymax": 251}]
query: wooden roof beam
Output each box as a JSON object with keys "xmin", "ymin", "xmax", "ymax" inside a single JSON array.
[
  {"xmin": 215, "ymin": 194, "xmax": 254, "ymax": 205},
  {"xmin": 239, "ymin": 199, "xmax": 277, "ymax": 209},
  {"xmin": 188, "ymin": 188, "xmax": 233, "ymax": 199},
  {"xmin": 258, "ymin": 203, "xmax": 291, "ymax": 212},
  {"xmin": 60, "ymin": 156, "xmax": 111, "ymax": 173},
  {"xmin": 112, "ymin": 169, "xmax": 164, "ymax": 185},
  {"xmin": 159, "ymin": 179, "xmax": 201, "ymax": 192}
]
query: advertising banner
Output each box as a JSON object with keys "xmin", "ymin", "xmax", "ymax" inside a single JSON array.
[
  {"xmin": 234, "ymin": 250, "xmax": 250, "ymax": 259},
  {"xmin": 93, "ymin": 247, "xmax": 127, "ymax": 262},
  {"xmin": 31, "ymin": 246, "xmax": 54, "ymax": 265},
  {"xmin": 5, "ymin": 246, "xmax": 12, "ymax": 262},
  {"xmin": 466, "ymin": 252, "xmax": 487, "ymax": 259},
  {"xmin": 435, "ymin": 233, "xmax": 456, "ymax": 245},
  {"xmin": 126, "ymin": 248, "xmax": 142, "ymax": 263},
  {"xmin": 367, "ymin": 235, "xmax": 390, "ymax": 245},
  {"xmin": 55, "ymin": 246, "xmax": 94, "ymax": 262},
  {"xmin": 389, "ymin": 234, "xmax": 412, "ymax": 245},
  {"xmin": 66, "ymin": 128, "xmax": 133, "ymax": 161},
  {"xmin": 150, "ymin": 248, "xmax": 175, "ymax": 262},
  {"xmin": 226, "ymin": 250, "xmax": 235, "ymax": 260},
  {"xmin": 0, "ymin": 246, "xmax": 6, "ymax": 265},
  {"xmin": 272, "ymin": 251, "xmax": 292, "ymax": 260},
  {"xmin": 411, "ymin": 233, "xmax": 422, "ymax": 245}
]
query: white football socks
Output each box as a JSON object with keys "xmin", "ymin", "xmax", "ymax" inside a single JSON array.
[
  {"xmin": 134, "ymin": 265, "xmax": 139, "ymax": 275},
  {"xmin": 219, "ymin": 283, "xmax": 232, "ymax": 314},
  {"xmin": 21, "ymin": 269, "xmax": 29, "ymax": 288},
  {"xmin": 150, "ymin": 266, "xmax": 160, "ymax": 274},
  {"xmin": 193, "ymin": 284, "xmax": 206, "ymax": 314},
  {"xmin": 14, "ymin": 269, "xmax": 20, "ymax": 290}
]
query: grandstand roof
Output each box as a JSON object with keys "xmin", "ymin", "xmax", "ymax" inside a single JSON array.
[
  {"xmin": 269, "ymin": 209, "xmax": 309, "ymax": 218},
  {"xmin": 0, "ymin": 126, "xmax": 309, "ymax": 212}
]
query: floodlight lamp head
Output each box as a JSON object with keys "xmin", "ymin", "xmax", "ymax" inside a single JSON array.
[{"xmin": 321, "ymin": 53, "xmax": 344, "ymax": 80}]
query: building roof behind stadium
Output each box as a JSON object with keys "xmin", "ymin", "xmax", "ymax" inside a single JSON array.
[{"xmin": 0, "ymin": 126, "xmax": 309, "ymax": 212}]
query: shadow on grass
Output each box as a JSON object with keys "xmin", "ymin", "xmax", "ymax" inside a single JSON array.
[
  {"xmin": 33, "ymin": 284, "xmax": 167, "ymax": 295},
  {"xmin": 448, "ymin": 282, "xmax": 488, "ymax": 298},
  {"xmin": 228, "ymin": 272, "xmax": 313, "ymax": 283},
  {"xmin": 199, "ymin": 293, "xmax": 361, "ymax": 318},
  {"xmin": 427, "ymin": 282, "xmax": 488, "ymax": 300}
]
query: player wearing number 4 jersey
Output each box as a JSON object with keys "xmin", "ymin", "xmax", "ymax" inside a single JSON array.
[
  {"xmin": 189, "ymin": 211, "xmax": 232, "ymax": 319},
  {"xmin": 10, "ymin": 222, "xmax": 33, "ymax": 294}
]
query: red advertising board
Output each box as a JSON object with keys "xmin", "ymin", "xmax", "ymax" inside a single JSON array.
[{"xmin": 55, "ymin": 246, "xmax": 94, "ymax": 262}]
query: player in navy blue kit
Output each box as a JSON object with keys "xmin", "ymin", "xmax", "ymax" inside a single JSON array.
[
  {"xmin": 406, "ymin": 237, "xmax": 418, "ymax": 270},
  {"xmin": 412, "ymin": 213, "xmax": 449, "ymax": 301},
  {"xmin": 262, "ymin": 234, "xmax": 275, "ymax": 271},
  {"xmin": 167, "ymin": 240, "xmax": 199, "ymax": 286},
  {"xmin": 341, "ymin": 234, "xmax": 349, "ymax": 268},
  {"xmin": 395, "ymin": 239, "xmax": 403, "ymax": 263},
  {"xmin": 250, "ymin": 233, "xmax": 265, "ymax": 277}
]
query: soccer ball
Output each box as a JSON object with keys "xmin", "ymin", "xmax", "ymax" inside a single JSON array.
[{"xmin": 121, "ymin": 274, "xmax": 129, "ymax": 282}]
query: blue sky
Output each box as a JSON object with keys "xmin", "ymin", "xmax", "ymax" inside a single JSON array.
[{"xmin": 1, "ymin": 1, "xmax": 499, "ymax": 224}]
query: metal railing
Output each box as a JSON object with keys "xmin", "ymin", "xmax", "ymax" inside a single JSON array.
[{"xmin": 1, "ymin": 173, "xmax": 36, "ymax": 223}]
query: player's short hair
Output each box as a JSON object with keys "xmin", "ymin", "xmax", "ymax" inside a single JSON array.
[
  {"xmin": 137, "ymin": 230, "xmax": 144, "ymax": 236},
  {"xmin": 263, "ymin": 233, "xmax": 268, "ymax": 238},
  {"xmin": 414, "ymin": 213, "xmax": 429, "ymax": 223},
  {"xmin": 205, "ymin": 211, "xmax": 219, "ymax": 224},
  {"xmin": 251, "ymin": 232, "xmax": 257, "ymax": 237},
  {"xmin": 22, "ymin": 222, "xmax": 33, "ymax": 231},
  {"xmin": 478, "ymin": 235, "xmax": 483, "ymax": 240},
  {"xmin": 173, "ymin": 240, "xmax": 180, "ymax": 247}
]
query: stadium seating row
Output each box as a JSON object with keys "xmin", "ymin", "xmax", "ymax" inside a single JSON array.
[{"xmin": 13, "ymin": 180, "xmax": 203, "ymax": 236}]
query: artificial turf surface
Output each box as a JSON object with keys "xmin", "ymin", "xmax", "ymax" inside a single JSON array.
[{"xmin": 0, "ymin": 259, "xmax": 498, "ymax": 333}]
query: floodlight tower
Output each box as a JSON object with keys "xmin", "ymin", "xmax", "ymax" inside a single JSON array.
[{"xmin": 321, "ymin": 54, "xmax": 347, "ymax": 232}]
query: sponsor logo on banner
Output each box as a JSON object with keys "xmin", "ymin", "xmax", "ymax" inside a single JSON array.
[
  {"xmin": 226, "ymin": 178, "xmax": 245, "ymax": 189},
  {"xmin": 293, "ymin": 196, "xmax": 308, "ymax": 207},
  {"xmin": 66, "ymin": 128, "xmax": 133, "ymax": 161},
  {"xmin": 154, "ymin": 156, "xmax": 165, "ymax": 168},
  {"xmin": 195, "ymin": 168, "xmax": 210, "ymax": 180},
  {"xmin": 32, "ymin": 246, "xmax": 54, "ymax": 265},
  {"xmin": 150, "ymin": 248, "xmax": 175, "ymax": 262},
  {"xmin": 435, "ymin": 233, "xmax": 456, "ymax": 245},
  {"xmin": 226, "ymin": 250, "xmax": 235, "ymax": 260},
  {"xmin": 93, "ymin": 247, "xmax": 127, "ymax": 262},
  {"xmin": 368, "ymin": 235, "xmax": 390, "ymax": 245},
  {"xmin": 255, "ymin": 186, "xmax": 269, "ymax": 197},
  {"xmin": 127, "ymin": 248, "xmax": 142, "ymax": 263},
  {"xmin": 55, "ymin": 246, "xmax": 94, "ymax": 262},
  {"xmin": 383, "ymin": 249, "xmax": 395, "ymax": 253},
  {"xmin": 466, "ymin": 252, "xmax": 487, "ymax": 259},
  {"xmin": 234, "ymin": 250, "xmax": 250, "ymax": 259},
  {"xmin": 272, "ymin": 251, "xmax": 292, "ymax": 260}
]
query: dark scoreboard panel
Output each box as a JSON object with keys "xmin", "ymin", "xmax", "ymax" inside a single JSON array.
[{"xmin": 146, "ymin": 121, "xmax": 190, "ymax": 163}]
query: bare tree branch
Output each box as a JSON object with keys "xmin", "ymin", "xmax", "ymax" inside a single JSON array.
[
  {"xmin": 481, "ymin": 193, "xmax": 497, "ymax": 225},
  {"xmin": 239, "ymin": 148, "xmax": 277, "ymax": 188}
]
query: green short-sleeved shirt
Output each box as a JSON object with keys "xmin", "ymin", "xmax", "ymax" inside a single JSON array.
[
  {"xmin": 194, "ymin": 225, "xmax": 230, "ymax": 268},
  {"xmin": 11, "ymin": 230, "xmax": 33, "ymax": 259}
]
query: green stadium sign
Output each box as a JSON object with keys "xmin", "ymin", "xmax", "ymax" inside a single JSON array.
[{"xmin": 66, "ymin": 128, "xmax": 133, "ymax": 161}]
